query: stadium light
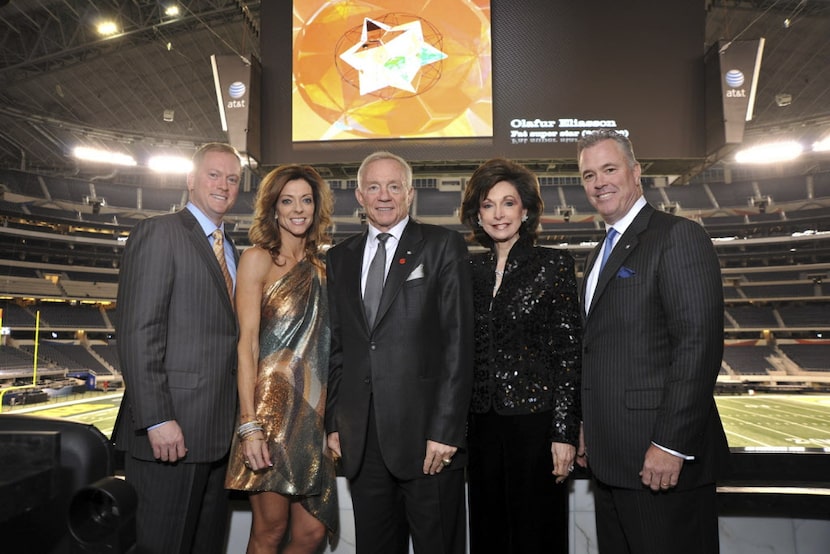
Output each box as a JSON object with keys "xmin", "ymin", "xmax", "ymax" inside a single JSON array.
[
  {"xmin": 148, "ymin": 155, "xmax": 193, "ymax": 174},
  {"xmin": 734, "ymin": 141, "xmax": 803, "ymax": 164},
  {"xmin": 813, "ymin": 135, "xmax": 830, "ymax": 153},
  {"xmin": 96, "ymin": 20, "xmax": 119, "ymax": 36},
  {"xmin": 73, "ymin": 146, "xmax": 137, "ymax": 167}
]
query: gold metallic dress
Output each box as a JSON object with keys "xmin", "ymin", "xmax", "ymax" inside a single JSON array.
[{"xmin": 225, "ymin": 260, "xmax": 338, "ymax": 533}]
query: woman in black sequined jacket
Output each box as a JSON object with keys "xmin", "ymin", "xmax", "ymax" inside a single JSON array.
[{"xmin": 460, "ymin": 158, "xmax": 582, "ymax": 554}]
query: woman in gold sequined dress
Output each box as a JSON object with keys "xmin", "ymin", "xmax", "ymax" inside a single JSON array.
[{"xmin": 225, "ymin": 165, "xmax": 337, "ymax": 553}]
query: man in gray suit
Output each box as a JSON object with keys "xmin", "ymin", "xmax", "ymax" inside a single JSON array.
[
  {"xmin": 576, "ymin": 131, "xmax": 729, "ymax": 554},
  {"xmin": 325, "ymin": 151, "xmax": 474, "ymax": 554},
  {"xmin": 113, "ymin": 142, "xmax": 242, "ymax": 553}
]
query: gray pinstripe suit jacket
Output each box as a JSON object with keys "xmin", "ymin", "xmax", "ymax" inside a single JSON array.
[
  {"xmin": 580, "ymin": 203, "xmax": 729, "ymax": 490},
  {"xmin": 113, "ymin": 209, "xmax": 239, "ymax": 463}
]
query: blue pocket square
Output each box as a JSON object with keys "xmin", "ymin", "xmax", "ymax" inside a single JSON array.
[{"xmin": 617, "ymin": 266, "xmax": 636, "ymax": 278}]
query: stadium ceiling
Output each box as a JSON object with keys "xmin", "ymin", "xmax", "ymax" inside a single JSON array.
[{"xmin": 0, "ymin": 0, "xmax": 829, "ymax": 183}]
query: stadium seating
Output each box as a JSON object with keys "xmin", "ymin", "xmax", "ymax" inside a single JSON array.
[
  {"xmin": 778, "ymin": 344, "xmax": 830, "ymax": 371},
  {"xmin": 332, "ymin": 187, "xmax": 361, "ymax": 216},
  {"xmin": 0, "ymin": 345, "xmax": 34, "ymax": 371},
  {"xmin": 2, "ymin": 161, "xmax": 829, "ymax": 389},
  {"xmin": 91, "ymin": 343, "xmax": 121, "ymax": 373},
  {"xmin": 18, "ymin": 342, "xmax": 112, "ymax": 374},
  {"xmin": 0, "ymin": 302, "xmax": 36, "ymax": 326},
  {"xmin": 726, "ymin": 306, "xmax": 780, "ymax": 329},
  {"xmin": 722, "ymin": 345, "xmax": 777, "ymax": 375},
  {"xmin": 415, "ymin": 188, "xmax": 458, "ymax": 216},
  {"xmin": 778, "ymin": 304, "xmax": 830, "ymax": 328},
  {"xmin": 34, "ymin": 304, "xmax": 108, "ymax": 329}
]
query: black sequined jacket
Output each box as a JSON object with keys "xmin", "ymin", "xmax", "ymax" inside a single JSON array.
[{"xmin": 468, "ymin": 238, "xmax": 582, "ymax": 445}]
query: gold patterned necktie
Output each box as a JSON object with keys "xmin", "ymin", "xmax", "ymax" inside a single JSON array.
[{"xmin": 211, "ymin": 229, "xmax": 234, "ymax": 301}]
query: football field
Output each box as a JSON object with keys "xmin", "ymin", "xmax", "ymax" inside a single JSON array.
[
  {"xmin": 6, "ymin": 392, "xmax": 122, "ymax": 438},
  {"xmin": 4, "ymin": 392, "xmax": 830, "ymax": 452},
  {"xmin": 715, "ymin": 394, "xmax": 830, "ymax": 451}
]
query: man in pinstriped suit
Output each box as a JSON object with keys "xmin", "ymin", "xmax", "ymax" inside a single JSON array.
[
  {"xmin": 113, "ymin": 143, "xmax": 242, "ymax": 553},
  {"xmin": 576, "ymin": 131, "xmax": 729, "ymax": 554}
]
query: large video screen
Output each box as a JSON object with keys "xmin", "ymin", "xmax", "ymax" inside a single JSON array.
[
  {"xmin": 261, "ymin": 0, "xmax": 704, "ymax": 165},
  {"xmin": 291, "ymin": 0, "xmax": 493, "ymax": 143}
]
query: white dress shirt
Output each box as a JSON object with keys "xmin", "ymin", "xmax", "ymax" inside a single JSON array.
[
  {"xmin": 361, "ymin": 216, "xmax": 409, "ymax": 298},
  {"xmin": 584, "ymin": 196, "xmax": 647, "ymax": 313}
]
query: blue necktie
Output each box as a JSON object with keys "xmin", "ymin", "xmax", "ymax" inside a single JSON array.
[
  {"xmin": 598, "ymin": 227, "xmax": 618, "ymax": 273},
  {"xmin": 363, "ymin": 233, "xmax": 390, "ymax": 327}
]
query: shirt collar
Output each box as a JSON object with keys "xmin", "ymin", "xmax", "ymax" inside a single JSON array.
[
  {"xmin": 368, "ymin": 216, "xmax": 409, "ymax": 244},
  {"xmin": 606, "ymin": 195, "xmax": 647, "ymax": 236},
  {"xmin": 186, "ymin": 202, "xmax": 224, "ymax": 237}
]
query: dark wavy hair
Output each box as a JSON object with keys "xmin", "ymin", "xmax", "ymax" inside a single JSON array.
[
  {"xmin": 459, "ymin": 158, "xmax": 544, "ymax": 249},
  {"xmin": 248, "ymin": 165, "xmax": 333, "ymax": 268}
]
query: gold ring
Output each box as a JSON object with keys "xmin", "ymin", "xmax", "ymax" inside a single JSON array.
[{"xmin": 441, "ymin": 458, "xmax": 452, "ymax": 466}]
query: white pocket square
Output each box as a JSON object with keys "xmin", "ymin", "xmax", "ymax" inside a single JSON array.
[{"xmin": 406, "ymin": 263, "xmax": 425, "ymax": 281}]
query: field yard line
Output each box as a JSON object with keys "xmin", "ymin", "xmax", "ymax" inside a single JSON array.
[
  {"xmin": 718, "ymin": 401, "xmax": 820, "ymax": 422},
  {"xmin": 717, "ymin": 395, "xmax": 830, "ymax": 418},
  {"xmin": 759, "ymin": 396, "xmax": 830, "ymax": 418},
  {"xmin": 753, "ymin": 407, "xmax": 830, "ymax": 425},
  {"xmin": 721, "ymin": 427, "xmax": 771, "ymax": 446},
  {"xmin": 719, "ymin": 403, "xmax": 830, "ymax": 436},
  {"xmin": 729, "ymin": 404, "xmax": 830, "ymax": 427},
  {"xmin": 718, "ymin": 404, "xmax": 793, "ymax": 422},
  {"xmin": 719, "ymin": 412, "xmax": 806, "ymax": 440}
]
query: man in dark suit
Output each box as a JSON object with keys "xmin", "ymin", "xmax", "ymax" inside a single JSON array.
[
  {"xmin": 576, "ymin": 131, "xmax": 729, "ymax": 554},
  {"xmin": 325, "ymin": 151, "xmax": 474, "ymax": 554},
  {"xmin": 113, "ymin": 142, "xmax": 242, "ymax": 553}
]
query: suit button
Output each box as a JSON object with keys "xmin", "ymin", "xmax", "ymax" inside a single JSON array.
[
  {"xmin": 363, "ymin": 377, "xmax": 371, "ymax": 384},
  {"xmin": 370, "ymin": 343, "xmax": 377, "ymax": 351}
]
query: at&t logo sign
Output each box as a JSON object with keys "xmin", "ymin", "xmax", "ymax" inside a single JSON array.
[
  {"xmin": 725, "ymin": 69, "xmax": 746, "ymax": 98},
  {"xmin": 227, "ymin": 81, "xmax": 247, "ymax": 108}
]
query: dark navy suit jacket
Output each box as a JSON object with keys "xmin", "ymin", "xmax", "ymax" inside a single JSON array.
[{"xmin": 579, "ymin": 203, "xmax": 729, "ymax": 490}]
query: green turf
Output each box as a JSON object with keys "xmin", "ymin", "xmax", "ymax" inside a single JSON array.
[
  {"xmin": 716, "ymin": 394, "xmax": 830, "ymax": 451},
  {"xmin": 5, "ymin": 392, "xmax": 830, "ymax": 452}
]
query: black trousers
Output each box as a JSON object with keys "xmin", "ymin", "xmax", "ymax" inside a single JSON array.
[
  {"xmin": 593, "ymin": 478, "xmax": 720, "ymax": 554},
  {"xmin": 467, "ymin": 409, "xmax": 569, "ymax": 554},
  {"xmin": 125, "ymin": 455, "xmax": 230, "ymax": 554},
  {"xmin": 349, "ymin": 406, "xmax": 467, "ymax": 554}
]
